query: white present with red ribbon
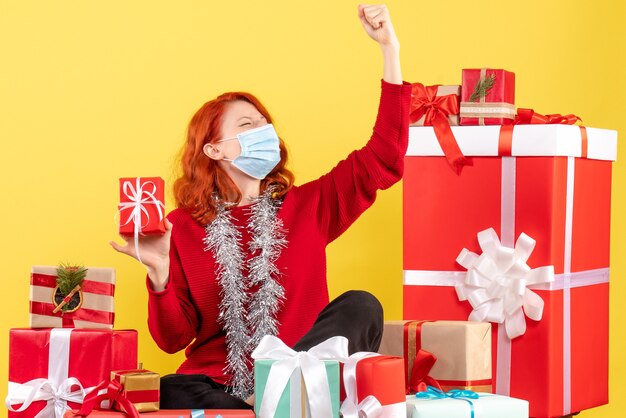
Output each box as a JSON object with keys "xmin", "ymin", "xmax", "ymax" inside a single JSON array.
[
  {"xmin": 29, "ymin": 266, "xmax": 115, "ymax": 329},
  {"xmin": 403, "ymin": 124, "xmax": 615, "ymax": 417}
]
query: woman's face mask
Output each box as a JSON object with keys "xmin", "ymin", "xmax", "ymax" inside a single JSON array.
[{"xmin": 218, "ymin": 123, "xmax": 281, "ymax": 180}]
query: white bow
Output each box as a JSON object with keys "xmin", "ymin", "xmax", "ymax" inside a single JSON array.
[
  {"xmin": 251, "ymin": 335, "xmax": 349, "ymax": 418},
  {"xmin": 6, "ymin": 377, "xmax": 87, "ymax": 418},
  {"xmin": 118, "ymin": 178, "xmax": 165, "ymax": 264},
  {"xmin": 455, "ymin": 228, "xmax": 555, "ymax": 339},
  {"xmin": 5, "ymin": 329, "xmax": 95, "ymax": 418},
  {"xmin": 340, "ymin": 352, "xmax": 384, "ymax": 418}
]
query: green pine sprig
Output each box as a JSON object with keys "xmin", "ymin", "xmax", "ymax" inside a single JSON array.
[
  {"xmin": 469, "ymin": 73, "xmax": 496, "ymax": 102},
  {"xmin": 56, "ymin": 264, "xmax": 87, "ymax": 296}
]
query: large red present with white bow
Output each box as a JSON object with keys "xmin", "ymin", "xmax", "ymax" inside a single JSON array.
[
  {"xmin": 402, "ymin": 124, "xmax": 616, "ymax": 418},
  {"xmin": 6, "ymin": 328, "xmax": 138, "ymax": 418},
  {"xmin": 340, "ymin": 353, "xmax": 406, "ymax": 418}
]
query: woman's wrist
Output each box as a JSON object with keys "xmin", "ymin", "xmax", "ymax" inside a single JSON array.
[
  {"xmin": 381, "ymin": 43, "xmax": 402, "ymax": 85},
  {"xmin": 380, "ymin": 40, "xmax": 400, "ymax": 54},
  {"xmin": 147, "ymin": 262, "xmax": 170, "ymax": 292}
]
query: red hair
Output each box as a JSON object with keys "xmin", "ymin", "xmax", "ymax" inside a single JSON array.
[{"xmin": 173, "ymin": 92, "xmax": 295, "ymax": 225}]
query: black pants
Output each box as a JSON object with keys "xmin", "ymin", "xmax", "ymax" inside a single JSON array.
[{"xmin": 160, "ymin": 290, "xmax": 384, "ymax": 409}]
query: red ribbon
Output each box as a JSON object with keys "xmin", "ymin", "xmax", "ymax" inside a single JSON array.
[
  {"xmin": 112, "ymin": 370, "xmax": 160, "ymax": 404},
  {"xmin": 514, "ymin": 108, "xmax": 581, "ymax": 125},
  {"xmin": 499, "ymin": 108, "xmax": 587, "ymax": 156},
  {"xmin": 31, "ymin": 273, "xmax": 116, "ymax": 295},
  {"xmin": 29, "ymin": 301, "xmax": 115, "ymax": 326},
  {"xmin": 410, "ymin": 83, "xmax": 471, "ymax": 174},
  {"xmin": 74, "ymin": 380, "xmax": 140, "ymax": 418},
  {"xmin": 407, "ymin": 349, "xmax": 443, "ymax": 393},
  {"xmin": 403, "ymin": 320, "xmax": 442, "ymax": 394}
]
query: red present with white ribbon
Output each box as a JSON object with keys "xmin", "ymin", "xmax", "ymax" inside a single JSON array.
[
  {"xmin": 29, "ymin": 266, "xmax": 115, "ymax": 329},
  {"xmin": 340, "ymin": 352, "xmax": 406, "ymax": 418},
  {"xmin": 118, "ymin": 177, "xmax": 166, "ymax": 264},
  {"xmin": 6, "ymin": 328, "xmax": 138, "ymax": 418},
  {"xmin": 402, "ymin": 124, "xmax": 616, "ymax": 417}
]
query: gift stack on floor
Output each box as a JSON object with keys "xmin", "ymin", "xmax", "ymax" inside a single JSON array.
[
  {"xmin": 399, "ymin": 68, "xmax": 617, "ymax": 418},
  {"xmin": 6, "ymin": 264, "xmax": 140, "ymax": 417},
  {"xmin": 5, "ymin": 177, "xmax": 255, "ymax": 417}
]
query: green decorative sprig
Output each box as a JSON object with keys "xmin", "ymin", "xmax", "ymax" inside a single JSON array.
[
  {"xmin": 469, "ymin": 73, "xmax": 496, "ymax": 102},
  {"xmin": 56, "ymin": 264, "xmax": 87, "ymax": 296}
]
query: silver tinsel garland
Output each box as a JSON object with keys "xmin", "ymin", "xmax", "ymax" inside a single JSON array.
[
  {"xmin": 246, "ymin": 190, "xmax": 287, "ymax": 352},
  {"xmin": 203, "ymin": 187, "xmax": 286, "ymax": 400}
]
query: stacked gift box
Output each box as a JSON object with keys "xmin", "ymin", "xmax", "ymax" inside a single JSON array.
[
  {"xmin": 6, "ymin": 177, "xmax": 168, "ymax": 417},
  {"xmin": 401, "ymin": 68, "xmax": 617, "ymax": 418},
  {"xmin": 7, "ymin": 265, "xmax": 142, "ymax": 417}
]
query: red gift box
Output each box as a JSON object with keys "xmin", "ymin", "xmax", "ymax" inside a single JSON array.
[
  {"xmin": 402, "ymin": 124, "xmax": 616, "ymax": 418},
  {"xmin": 7, "ymin": 328, "xmax": 138, "ymax": 418},
  {"xmin": 118, "ymin": 177, "xmax": 166, "ymax": 237},
  {"xmin": 29, "ymin": 266, "xmax": 115, "ymax": 329},
  {"xmin": 460, "ymin": 68, "xmax": 515, "ymax": 125},
  {"xmin": 64, "ymin": 410, "xmax": 255, "ymax": 417},
  {"xmin": 340, "ymin": 353, "xmax": 406, "ymax": 417}
]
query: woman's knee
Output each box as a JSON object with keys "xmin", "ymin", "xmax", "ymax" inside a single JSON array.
[{"xmin": 337, "ymin": 290, "xmax": 383, "ymax": 320}]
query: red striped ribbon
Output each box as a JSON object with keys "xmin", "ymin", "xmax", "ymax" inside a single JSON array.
[
  {"xmin": 30, "ymin": 301, "xmax": 114, "ymax": 326},
  {"xmin": 31, "ymin": 273, "xmax": 115, "ymax": 296}
]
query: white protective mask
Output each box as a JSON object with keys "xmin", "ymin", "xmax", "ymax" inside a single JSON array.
[{"xmin": 218, "ymin": 124, "xmax": 281, "ymax": 180}]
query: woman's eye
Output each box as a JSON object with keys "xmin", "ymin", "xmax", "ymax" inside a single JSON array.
[{"xmin": 239, "ymin": 122, "xmax": 251, "ymax": 127}]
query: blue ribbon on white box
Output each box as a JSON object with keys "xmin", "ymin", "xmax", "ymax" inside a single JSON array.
[{"xmin": 416, "ymin": 386, "xmax": 481, "ymax": 418}]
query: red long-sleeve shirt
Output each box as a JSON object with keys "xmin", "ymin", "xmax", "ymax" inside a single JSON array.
[{"xmin": 147, "ymin": 80, "xmax": 411, "ymax": 385}]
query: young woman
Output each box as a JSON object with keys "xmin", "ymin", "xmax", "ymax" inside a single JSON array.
[{"xmin": 111, "ymin": 3, "xmax": 410, "ymax": 410}]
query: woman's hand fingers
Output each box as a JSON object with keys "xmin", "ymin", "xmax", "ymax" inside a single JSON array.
[
  {"xmin": 110, "ymin": 219, "xmax": 172, "ymax": 270},
  {"xmin": 358, "ymin": 4, "xmax": 398, "ymax": 47},
  {"xmin": 361, "ymin": 5, "xmax": 386, "ymax": 29},
  {"xmin": 109, "ymin": 239, "xmax": 135, "ymax": 258}
]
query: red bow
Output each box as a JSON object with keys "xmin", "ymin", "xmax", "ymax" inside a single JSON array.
[
  {"xmin": 407, "ymin": 349, "xmax": 442, "ymax": 394},
  {"xmin": 514, "ymin": 108, "xmax": 581, "ymax": 125},
  {"xmin": 410, "ymin": 83, "xmax": 471, "ymax": 174},
  {"xmin": 74, "ymin": 380, "xmax": 140, "ymax": 418}
]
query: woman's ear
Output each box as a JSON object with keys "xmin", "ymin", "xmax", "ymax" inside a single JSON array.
[{"xmin": 203, "ymin": 143, "xmax": 222, "ymax": 161}]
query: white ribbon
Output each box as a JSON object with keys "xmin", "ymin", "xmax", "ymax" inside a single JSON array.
[
  {"xmin": 5, "ymin": 329, "xmax": 93, "ymax": 418},
  {"xmin": 340, "ymin": 352, "xmax": 404, "ymax": 418},
  {"xmin": 251, "ymin": 335, "xmax": 349, "ymax": 418},
  {"xmin": 118, "ymin": 177, "xmax": 165, "ymax": 264},
  {"xmin": 455, "ymin": 227, "xmax": 555, "ymax": 339},
  {"xmin": 403, "ymin": 268, "xmax": 609, "ymax": 291},
  {"xmin": 340, "ymin": 352, "xmax": 383, "ymax": 418}
]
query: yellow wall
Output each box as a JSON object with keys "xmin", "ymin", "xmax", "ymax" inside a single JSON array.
[{"xmin": 1, "ymin": 1, "xmax": 623, "ymax": 416}]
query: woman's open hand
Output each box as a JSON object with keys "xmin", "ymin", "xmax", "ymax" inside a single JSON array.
[{"xmin": 110, "ymin": 218, "xmax": 173, "ymax": 291}]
